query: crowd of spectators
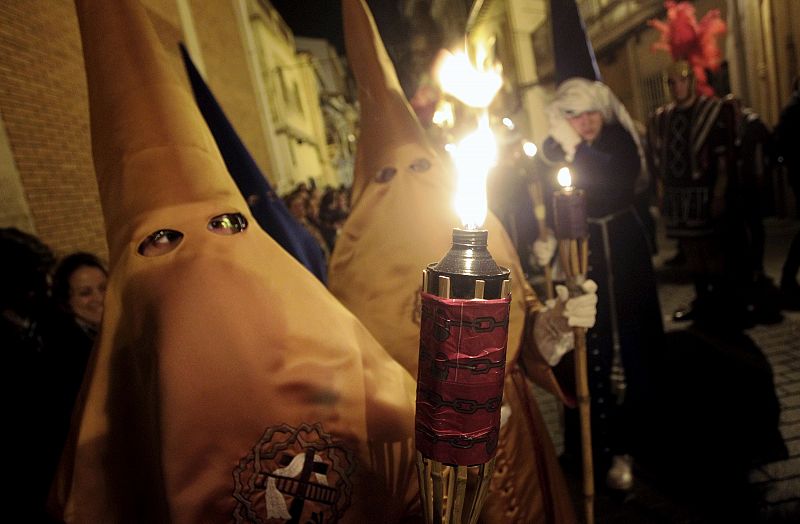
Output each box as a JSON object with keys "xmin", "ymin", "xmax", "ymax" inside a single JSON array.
[
  {"xmin": 283, "ymin": 181, "xmax": 351, "ymax": 260},
  {"xmin": 1, "ymin": 228, "xmax": 107, "ymax": 521}
]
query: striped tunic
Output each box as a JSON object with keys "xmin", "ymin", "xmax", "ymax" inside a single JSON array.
[{"xmin": 647, "ymin": 96, "xmax": 737, "ymax": 238}]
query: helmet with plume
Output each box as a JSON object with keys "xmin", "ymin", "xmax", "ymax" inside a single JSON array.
[{"xmin": 648, "ymin": 1, "xmax": 726, "ymax": 98}]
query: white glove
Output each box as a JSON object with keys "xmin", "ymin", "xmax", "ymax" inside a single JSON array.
[
  {"xmin": 533, "ymin": 279, "xmax": 598, "ymax": 366},
  {"xmin": 549, "ymin": 117, "xmax": 583, "ymax": 162},
  {"xmin": 532, "ymin": 235, "xmax": 557, "ymax": 267}
]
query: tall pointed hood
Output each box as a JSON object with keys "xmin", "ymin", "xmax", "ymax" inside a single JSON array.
[
  {"xmin": 550, "ymin": 0, "xmax": 601, "ymax": 84},
  {"xmin": 179, "ymin": 44, "xmax": 327, "ymax": 283},
  {"xmin": 58, "ymin": 1, "xmax": 418, "ymax": 521},
  {"xmin": 330, "ymin": 1, "xmax": 576, "ymax": 521},
  {"xmin": 343, "ymin": 0, "xmax": 432, "ymax": 206},
  {"xmin": 76, "ymin": 0, "xmax": 243, "ymax": 269}
]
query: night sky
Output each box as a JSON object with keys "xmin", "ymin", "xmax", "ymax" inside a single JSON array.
[{"xmin": 269, "ymin": 0, "xmax": 407, "ymax": 55}]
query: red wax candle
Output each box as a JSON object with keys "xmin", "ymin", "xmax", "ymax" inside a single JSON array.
[
  {"xmin": 552, "ymin": 167, "xmax": 587, "ymax": 239},
  {"xmin": 553, "ymin": 186, "xmax": 587, "ymax": 239}
]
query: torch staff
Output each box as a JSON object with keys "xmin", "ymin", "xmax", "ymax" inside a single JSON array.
[
  {"xmin": 416, "ymin": 229, "xmax": 511, "ymax": 524},
  {"xmin": 416, "ymin": 272, "xmax": 483, "ymax": 524},
  {"xmin": 552, "ymin": 168, "xmax": 594, "ymax": 524},
  {"xmin": 558, "ymin": 237, "xmax": 594, "ymax": 524}
]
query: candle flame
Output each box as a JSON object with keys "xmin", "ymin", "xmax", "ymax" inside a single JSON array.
[
  {"xmin": 436, "ymin": 49, "xmax": 502, "ymax": 109},
  {"xmin": 557, "ymin": 167, "xmax": 572, "ymax": 188},
  {"xmin": 432, "ymin": 100, "xmax": 454, "ymax": 128},
  {"xmin": 523, "ymin": 141, "xmax": 538, "ymax": 158},
  {"xmin": 449, "ymin": 114, "xmax": 497, "ymax": 229}
]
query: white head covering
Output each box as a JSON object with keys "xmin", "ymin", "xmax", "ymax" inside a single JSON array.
[{"xmin": 546, "ymin": 78, "xmax": 649, "ymax": 193}]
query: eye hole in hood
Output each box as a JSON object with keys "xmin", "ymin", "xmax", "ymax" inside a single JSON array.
[
  {"xmin": 374, "ymin": 166, "xmax": 397, "ymax": 183},
  {"xmin": 207, "ymin": 213, "xmax": 248, "ymax": 235},
  {"xmin": 138, "ymin": 229, "xmax": 184, "ymax": 257},
  {"xmin": 408, "ymin": 157, "xmax": 431, "ymax": 172},
  {"xmin": 135, "ymin": 213, "xmax": 247, "ymax": 257}
]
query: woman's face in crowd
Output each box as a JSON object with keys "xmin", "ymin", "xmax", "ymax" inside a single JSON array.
[
  {"xmin": 68, "ymin": 265, "xmax": 107, "ymax": 328},
  {"xmin": 567, "ymin": 110, "xmax": 604, "ymax": 143}
]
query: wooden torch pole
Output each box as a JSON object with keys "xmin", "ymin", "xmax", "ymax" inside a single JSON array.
[{"xmin": 559, "ymin": 236, "xmax": 594, "ymax": 524}]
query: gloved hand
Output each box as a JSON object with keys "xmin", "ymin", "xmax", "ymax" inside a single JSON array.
[
  {"xmin": 549, "ymin": 117, "xmax": 583, "ymax": 162},
  {"xmin": 533, "ymin": 279, "xmax": 598, "ymax": 366},
  {"xmin": 532, "ymin": 234, "xmax": 557, "ymax": 267}
]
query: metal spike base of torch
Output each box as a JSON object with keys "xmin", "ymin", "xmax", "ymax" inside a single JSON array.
[{"xmin": 415, "ymin": 228, "xmax": 511, "ymax": 524}]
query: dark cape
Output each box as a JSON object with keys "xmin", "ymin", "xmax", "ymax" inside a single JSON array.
[{"xmin": 3, "ymin": 307, "xmax": 92, "ymax": 522}]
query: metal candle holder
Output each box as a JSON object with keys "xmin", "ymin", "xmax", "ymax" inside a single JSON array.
[{"xmin": 415, "ymin": 228, "xmax": 511, "ymax": 524}]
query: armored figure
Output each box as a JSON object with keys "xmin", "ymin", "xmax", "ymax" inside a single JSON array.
[{"xmin": 647, "ymin": 4, "xmax": 751, "ymax": 325}]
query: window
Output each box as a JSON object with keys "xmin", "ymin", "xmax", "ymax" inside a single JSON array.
[{"xmin": 641, "ymin": 72, "xmax": 668, "ymax": 117}]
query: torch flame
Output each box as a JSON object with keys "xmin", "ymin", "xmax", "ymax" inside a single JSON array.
[
  {"xmin": 449, "ymin": 114, "xmax": 497, "ymax": 229},
  {"xmin": 436, "ymin": 49, "xmax": 502, "ymax": 109},
  {"xmin": 432, "ymin": 100, "xmax": 455, "ymax": 128},
  {"xmin": 557, "ymin": 166, "xmax": 573, "ymax": 189}
]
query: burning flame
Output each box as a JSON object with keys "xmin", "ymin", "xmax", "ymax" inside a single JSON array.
[
  {"xmin": 432, "ymin": 100, "xmax": 455, "ymax": 128},
  {"xmin": 557, "ymin": 167, "xmax": 573, "ymax": 189},
  {"xmin": 436, "ymin": 45, "xmax": 502, "ymax": 229},
  {"xmin": 449, "ymin": 114, "xmax": 497, "ymax": 229},
  {"xmin": 436, "ymin": 49, "xmax": 502, "ymax": 108},
  {"xmin": 523, "ymin": 141, "xmax": 538, "ymax": 158}
]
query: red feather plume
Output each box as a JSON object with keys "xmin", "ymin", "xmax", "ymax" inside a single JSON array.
[{"xmin": 648, "ymin": 1, "xmax": 726, "ymax": 97}]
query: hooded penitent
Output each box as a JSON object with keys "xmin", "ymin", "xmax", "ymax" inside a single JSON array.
[
  {"xmin": 329, "ymin": 1, "xmax": 576, "ymax": 522},
  {"xmin": 179, "ymin": 44, "xmax": 328, "ymax": 284},
  {"xmin": 550, "ymin": 0, "xmax": 602, "ymax": 84},
  {"xmin": 56, "ymin": 1, "xmax": 417, "ymax": 522}
]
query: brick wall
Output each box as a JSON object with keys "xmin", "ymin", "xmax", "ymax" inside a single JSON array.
[
  {"xmin": 0, "ymin": 0, "xmax": 271, "ymax": 260},
  {"xmin": 0, "ymin": 0, "xmax": 105, "ymax": 259}
]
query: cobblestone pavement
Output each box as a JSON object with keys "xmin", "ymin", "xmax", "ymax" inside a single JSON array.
[
  {"xmin": 743, "ymin": 220, "xmax": 800, "ymax": 522},
  {"xmin": 531, "ymin": 218, "xmax": 800, "ymax": 523}
]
